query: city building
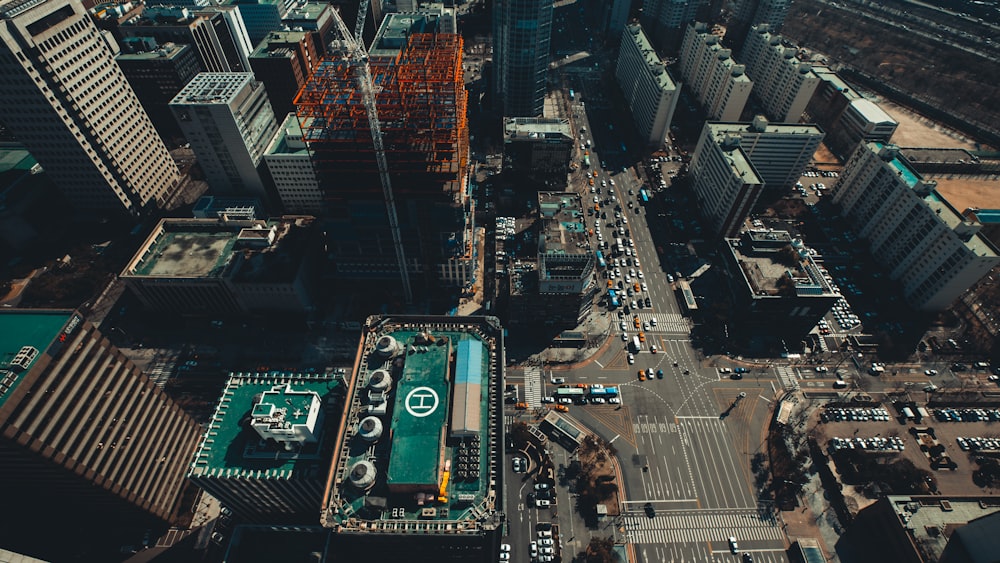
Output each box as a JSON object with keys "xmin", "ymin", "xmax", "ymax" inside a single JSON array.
[
  {"xmin": 296, "ymin": 12, "xmax": 474, "ymax": 288},
  {"xmin": 507, "ymin": 192, "xmax": 596, "ymax": 328},
  {"xmin": 116, "ymin": 40, "xmax": 202, "ymax": 142},
  {"xmin": 501, "ymin": 118, "xmax": 574, "ymax": 181},
  {"xmin": 281, "ymin": 1, "xmax": 334, "ymax": 56},
  {"xmin": 702, "ymin": 118, "xmax": 823, "ymax": 190},
  {"xmin": 724, "ymin": 0, "xmax": 790, "ymax": 53},
  {"xmin": 678, "ymin": 22, "xmax": 753, "ymax": 121},
  {"xmin": 492, "ymin": 0, "xmax": 553, "ymax": 117},
  {"xmin": 740, "ymin": 24, "xmax": 819, "ymax": 123},
  {"xmin": 112, "ymin": 5, "xmax": 252, "ymax": 73},
  {"xmin": 321, "ymin": 315, "xmax": 504, "ymax": 562},
  {"xmin": 225, "ymin": 0, "xmax": 296, "ymax": 44},
  {"xmin": 851, "ymin": 496, "xmax": 1000, "ymax": 563},
  {"xmin": 264, "ymin": 113, "xmax": 323, "ymax": 214},
  {"xmin": 188, "ymin": 371, "xmax": 343, "ymax": 521},
  {"xmin": 720, "ymin": 229, "xmax": 839, "ymax": 346},
  {"xmin": 196, "ymin": 4, "xmax": 254, "ymax": 69},
  {"xmin": 806, "ymin": 66, "xmax": 897, "ymax": 159},
  {"xmin": 616, "ymin": 23, "xmax": 681, "ymax": 146},
  {"xmin": 584, "ymin": 0, "xmax": 630, "ymax": 37},
  {"xmin": 832, "ymin": 143, "xmax": 1000, "ymax": 311},
  {"xmin": 640, "ymin": 0, "xmax": 706, "ymax": 52},
  {"xmin": 0, "ymin": 309, "xmax": 202, "ymax": 557},
  {"xmin": 688, "ymin": 128, "xmax": 763, "ymax": 238},
  {"xmin": 0, "ymin": 143, "xmax": 48, "ymax": 251},
  {"xmin": 121, "ymin": 216, "xmax": 318, "ymax": 315},
  {"xmin": 0, "ymin": 0, "xmax": 181, "ymax": 216},
  {"xmin": 249, "ymin": 30, "xmax": 319, "ymax": 117},
  {"xmin": 170, "ymin": 72, "xmax": 280, "ymax": 202},
  {"xmin": 191, "ymin": 195, "xmax": 260, "ymax": 219}
]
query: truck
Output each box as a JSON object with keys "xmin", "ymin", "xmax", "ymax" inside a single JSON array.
[{"xmin": 631, "ymin": 336, "xmax": 641, "ymax": 352}]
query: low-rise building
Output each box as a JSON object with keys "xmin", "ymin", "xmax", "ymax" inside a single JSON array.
[
  {"xmin": 720, "ymin": 230, "xmax": 839, "ymax": 346},
  {"xmin": 832, "ymin": 143, "xmax": 1000, "ymax": 311},
  {"xmin": 616, "ymin": 23, "xmax": 681, "ymax": 146},
  {"xmin": 806, "ymin": 66, "xmax": 897, "ymax": 159},
  {"xmin": 502, "ymin": 117, "xmax": 574, "ymax": 181},
  {"xmin": 121, "ymin": 217, "xmax": 318, "ymax": 315},
  {"xmin": 321, "ymin": 315, "xmax": 504, "ymax": 561}
]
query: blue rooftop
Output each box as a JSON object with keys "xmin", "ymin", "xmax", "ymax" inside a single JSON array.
[{"xmin": 455, "ymin": 339, "xmax": 483, "ymax": 385}]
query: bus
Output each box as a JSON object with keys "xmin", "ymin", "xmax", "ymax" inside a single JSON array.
[
  {"xmin": 596, "ymin": 250, "xmax": 606, "ymax": 269},
  {"xmin": 554, "ymin": 387, "xmax": 586, "ymax": 398},
  {"xmin": 615, "ymin": 238, "xmax": 623, "ymax": 255},
  {"xmin": 606, "ymin": 386, "xmax": 620, "ymax": 396},
  {"xmin": 631, "ymin": 335, "xmax": 641, "ymax": 352},
  {"xmin": 608, "ymin": 289, "xmax": 620, "ymax": 309},
  {"xmin": 589, "ymin": 387, "xmax": 611, "ymax": 397},
  {"xmin": 640, "ymin": 189, "xmax": 649, "ymax": 203},
  {"xmin": 583, "ymin": 154, "xmax": 590, "ymax": 168},
  {"xmin": 569, "ymin": 89, "xmax": 575, "ymax": 101}
]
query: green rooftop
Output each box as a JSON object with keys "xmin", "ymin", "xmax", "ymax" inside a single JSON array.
[
  {"xmin": 131, "ymin": 229, "xmax": 238, "ymax": 278},
  {"xmin": 188, "ymin": 372, "xmax": 341, "ymax": 479},
  {"xmin": 0, "ymin": 310, "xmax": 74, "ymax": 409}
]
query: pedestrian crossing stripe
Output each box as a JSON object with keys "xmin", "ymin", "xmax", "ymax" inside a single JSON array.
[
  {"xmin": 632, "ymin": 312, "xmax": 690, "ymax": 333},
  {"xmin": 622, "ymin": 509, "xmax": 784, "ymax": 545},
  {"xmin": 523, "ymin": 366, "xmax": 543, "ymax": 408}
]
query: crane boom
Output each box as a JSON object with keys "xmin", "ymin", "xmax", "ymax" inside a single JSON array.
[
  {"xmin": 353, "ymin": 0, "xmax": 369, "ymax": 46},
  {"xmin": 330, "ymin": 6, "xmax": 412, "ymax": 303}
]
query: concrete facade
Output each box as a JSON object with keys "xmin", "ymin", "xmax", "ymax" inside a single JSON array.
[
  {"xmin": 703, "ymin": 118, "xmax": 824, "ymax": 189},
  {"xmin": 689, "ymin": 127, "xmax": 764, "ymax": 238},
  {"xmin": 741, "ymin": 24, "xmax": 819, "ymax": 123},
  {"xmin": 493, "ymin": 0, "xmax": 553, "ymax": 117},
  {"xmin": 679, "ymin": 22, "xmax": 753, "ymax": 121},
  {"xmin": 616, "ymin": 23, "xmax": 681, "ymax": 146}
]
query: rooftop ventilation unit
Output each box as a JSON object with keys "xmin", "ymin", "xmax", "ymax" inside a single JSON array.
[{"xmin": 9, "ymin": 346, "xmax": 39, "ymax": 372}]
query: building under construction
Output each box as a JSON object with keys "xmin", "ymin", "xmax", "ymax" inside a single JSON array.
[{"xmin": 295, "ymin": 12, "xmax": 474, "ymax": 290}]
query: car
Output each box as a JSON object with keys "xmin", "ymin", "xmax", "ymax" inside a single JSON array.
[
  {"xmin": 742, "ymin": 554, "xmax": 754, "ymax": 563},
  {"xmin": 731, "ymin": 372, "xmax": 743, "ymax": 380},
  {"xmin": 541, "ymin": 396, "xmax": 555, "ymax": 403},
  {"xmin": 500, "ymin": 544, "xmax": 511, "ymax": 552},
  {"xmin": 924, "ymin": 384, "xmax": 939, "ymax": 392},
  {"xmin": 537, "ymin": 529, "xmax": 553, "ymax": 538},
  {"xmin": 638, "ymin": 332, "xmax": 646, "ymax": 342},
  {"xmin": 638, "ymin": 370, "xmax": 646, "ymax": 381},
  {"xmin": 539, "ymin": 538, "xmax": 554, "ymax": 547},
  {"xmin": 499, "ymin": 552, "xmax": 510, "ymax": 561},
  {"xmin": 536, "ymin": 499, "xmax": 551, "ymax": 508},
  {"xmin": 656, "ymin": 369, "xmax": 664, "ymax": 379},
  {"xmin": 644, "ymin": 502, "xmax": 656, "ymax": 517},
  {"xmin": 650, "ymin": 344, "xmax": 657, "ymax": 353},
  {"xmin": 609, "ymin": 397, "xmax": 621, "ymax": 404},
  {"xmin": 621, "ymin": 333, "xmax": 629, "ymax": 342},
  {"xmin": 637, "ymin": 270, "xmax": 644, "ymax": 279},
  {"xmin": 729, "ymin": 536, "xmax": 739, "ymax": 554},
  {"xmin": 552, "ymin": 377, "xmax": 565, "ymax": 384},
  {"xmin": 650, "ymin": 317, "xmax": 657, "ymax": 326},
  {"xmin": 558, "ymin": 397, "xmax": 573, "ymax": 404},
  {"xmin": 534, "ymin": 482, "xmax": 551, "ymax": 491},
  {"xmin": 734, "ymin": 367, "xmax": 748, "ymax": 373},
  {"xmin": 643, "ymin": 321, "xmax": 650, "ymax": 330},
  {"xmin": 591, "ymin": 397, "xmax": 606, "ymax": 404},
  {"xmin": 627, "ymin": 353, "xmax": 635, "ymax": 364},
  {"xmin": 644, "ymin": 297, "xmax": 651, "ymax": 307},
  {"xmin": 815, "ymin": 366, "xmax": 828, "ymax": 373},
  {"xmin": 540, "ymin": 547, "xmax": 554, "ymax": 555},
  {"xmin": 641, "ymin": 283, "xmax": 648, "ymax": 292},
  {"xmin": 925, "ymin": 369, "xmax": 938, "ymax": 376},
  {"xmin": 988, "ymin": 375, "xmax": 999, "ymax": 382},
  {"xmin": 530, "ymin": 541, "xmax": 538, "ymax": 558}
]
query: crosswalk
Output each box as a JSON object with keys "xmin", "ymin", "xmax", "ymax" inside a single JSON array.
[
  {"xmin": 523, "ymin": 366, "xmax": 543, "ymax": 408},
  {"xmin": 623, "ymin": 508, "xmax": 784, "ymax": 545},
  {"xmin": 632, "ymin": 312, "xmax": 690, "ymax": 333},
  {"xmin": 775, "ymin": 365, "xmax": 799, "ymax": 390}
]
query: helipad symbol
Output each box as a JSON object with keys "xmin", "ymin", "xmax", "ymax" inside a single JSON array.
[{"xmin": 404, "ymin": 387, "xmax": 439, "ymax": 418}]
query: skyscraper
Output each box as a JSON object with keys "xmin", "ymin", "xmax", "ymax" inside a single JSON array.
[
  {"xmin": 170, "ymin": 72, "xmax": 279, "ymax": 202},
  {"xmin": 0, "ymin": 310, "xmax": 202, "ymax": 558},
  {"xmin": 493, "ymin": 0, "xmax": 553, "ymax": 117},
  {"xmin": 740, "ymin": 24, "xmax": 820, "ymax": 123},
  {"xmin": 679, "ymin": 22, "xmax": 753, "ymax": 121},
  {"xmin": 0, "ymin": 0, "xmax": 180, "ymax": 215},
  {"xmin": 616, "ymin": 23, "xmax": 681, "ymax": 146}
]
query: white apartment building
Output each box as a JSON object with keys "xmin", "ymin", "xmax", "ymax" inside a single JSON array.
[
  {"xmin": 264, "ymin": 113, "xmax": 323, "ymax": 214},
  {"xmin": 705, "ymin": 117, "xmax": 823, "ymax": 189},
  {"xmin": 679, "ymin": 23, "xmax": 753, "ymax": 121},
  {"xmin": 833, "ymin": 142, "xmax": 1000, "ymax": 311},
  {"xmin": 741, "ymin": 24, "xmax": 819, "ymax": 123},
  {"xmin": 170, "ymin": 72, "xmax": 279, "ymax": 203},
  {"xmin": 689, "ymin": 127, "xmax": 763, "ymax": 238},
  {"xmin": 0, "ymin": 0, "xmax": 180, "ymax": 215},
  {"xmin": 616, "ymin": 24, "xmax": 680, "ymax": 146}
]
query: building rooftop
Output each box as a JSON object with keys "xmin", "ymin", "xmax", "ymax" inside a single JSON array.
[
  {"xmin": 849, "ymin": 98, "xmax": 896, "ymax": 126},
  {"xmin": 281, "ymin": 1, "xmax": 330, "ymax": 25},
  {"xmin": 706, "ymin": 43, "xmax": 752, "ymax": 83},
  {"xmin": 249, "ymin": 29, "xmax": 310, "ymax": 58},
  {"xmin": 883, "ymin": 495, "xmax": 1000, "ymax": 563},
  {"xmin": 812, "ymin": 65, "xmax": 857, "ymax": 97},
  {"xmin": 708, "ymin": 120, "xmax": 824, "ymax": 138},
  {"xmin": 0, "ymin": 144, "xmax": 37, "ymax": 175},
  {"xmin": 170, "ymin": 72, "xmax": 255, "ymax": 105},
  {"xmin": 0, "ymin": 310, "xmax": 74, "ymax": 409},
  {"xmin": 728, "ymin": 230, "xmax": 839, "ymax": 297},
  {"xmin": 117, "ymin": 40, "xmax": 190, "ymax": 60},
  {"xmin": 124, "ymin": 217, "xmax": 314, "ymax": 282},
  {"xmin": 625, "ymin": 23, "xmax": 677, "ymax": 91},
  {"xmin": 324, "ymin": 316, "xmax": 501, "ymax": 534},
  {"xmin": 188, "ymin": 372, "xmax": 341, "ymax": 479},
  {"xmin": 538, "ymin": 192, "xmax": 590, "ymax": 256},
  {"xmin": 503, "ymin": 118, "xmax": 573, "ymax": 142},
  {"xmin": 265, "ymin": 113, "xmax": 310, "ymax": 156},
  {"xmin": 370, "ymin": 12, "xmax": 442, "ymax": 57},
  {"xmin": 710, "ymin": 134, "xmax": 762, "ymax": 184}
]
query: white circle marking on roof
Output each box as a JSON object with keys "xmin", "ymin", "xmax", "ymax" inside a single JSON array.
[{"xmin": 404, "ymin": 386, "xmax": 439, "ymax": 418}]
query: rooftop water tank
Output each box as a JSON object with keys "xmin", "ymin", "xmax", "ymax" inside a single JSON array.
[
  {"xmin": 348, "ymin": 460, "xmax": 377, "ymax": 490},
  {"xmin": 358, "ymin": 416, "xmax": 383, "ymax": 441},
  {"xmin": 367, "ymin": 369, "xmax": 392, "ymax": 391},
  {"xmin": 375, "ymin": 335, "xmax": 401, "ymax": 357}
]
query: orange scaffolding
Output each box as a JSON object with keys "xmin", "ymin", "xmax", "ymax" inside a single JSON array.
[{"xmin": 294, "ymin": 33, "xmax": 468, "ymax": 203}]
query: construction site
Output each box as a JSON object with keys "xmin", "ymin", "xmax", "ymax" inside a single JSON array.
[{"xmin": 294, "ymin": 13, "xmax": 474, "ymax": 290}]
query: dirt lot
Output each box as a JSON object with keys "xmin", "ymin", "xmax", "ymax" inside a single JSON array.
[
  {"xmin": 929, "ymin": 177, "xmax": 1000, "ymax": 213},
  {"xmin": 879, "ymin": 100, "xmax": 980, "ymax": 150},
  {"xmin": 810, "ymin": 404, "xmax": 999, "ymax": 496}
]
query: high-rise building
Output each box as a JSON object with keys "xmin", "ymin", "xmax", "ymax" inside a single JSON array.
[
  {"xmin": 740, "ymin": 24, "xmax": 819, "ymax": 123},
  {"xmin": 0, "ymin": 310, "xmax": 202, "ymax": 557},
  {"xmin": 493, "ymin": 0, "xmax": 553, "ymax": 117},
  {"xmin": 225, "ymin": 0, "xmax": 296, "ymax": 44},
  {"xmin": 725, "ymin": 0, "xmax": 790, "ymax": 53},
  {"xmin": 703, "ymin": 118, "xmax": 823, "ymax": 189},
  {"xmin": 688, "ymin": 127, "xmax": 763, "ymax": 238},
  {"xmin": 115, "ymin": 5, "xmax": 252, "ymax": 73},
  {"xmin": 195, "ymin": 5, "xmax": 254, "ymax": 70},
  {"xmin": 170, "ymin": 72, "xmax": 280, "ymax": 202},
  {"xmin": 296, "ymin": 12, "xmax": 474, "ymax": 288},
  {"xmin": 585, "ymin": 0, "xmax": 631, "ymax": 37},
  {"xmin": 502, "ymin": 118, "xmax": 574, "ymax": 181},
  {"xmin": 616, "ymin": 23, "xmax": 681, "ymax": 146},
  {"xmin": 640, "ymin": 0, "xmax": 706, "ymax": 51},
  {"xmin": 264, "ymin": 113, "xmax": 323, "ymax": 214},
  {"xmin": 281, "ymin": 1, "xmax": 334, "ymax": 56},
  {"xmin": 0, "ymin": 0, "xmax": 181, "ymax": 216},
  {"xmin": 249, "ymin": 30, "xmax": 319, "ymax": 117},
  {"xmin": 188, "ymin": 371, "xmax": 342, "ymax": 521},
  {"xmin": 117, "ymin": 40, "xmax": 203, "ymax": 142},
  {"xmin": 806, "ymin": 66, "xmax": 897, "ymax": 159},
  {"xmin": 832, "ymin": 143, "xmax": 1000, "ymax": 311},
  {"xmin": 678, "ymin": 22, "xmax": 753, "ymax": 121},
  {"xmin": 322, "ymin": 315, "xmax": 504, "ymax": 562}
]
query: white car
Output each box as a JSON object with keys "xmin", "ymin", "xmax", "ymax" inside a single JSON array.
[
  {"xmin": 591, "ymin": 397, "xmax": 606, "ymax": 404},
  {"xmin": 541, "ymin": 397, "xmax": 555, "ymax": 403},
  {"xmin": 530, "ymin": 541, "xmax": 538, "ymax": 558},
  {"xmin": 609, "ymin": 179, "xmax": 615, "ymax": 186},
  {"xmin": 621, "ymin": 333, "xmax": 629, "ymax": 342},
  {"xmin": 537, "ymin": 530, "xmax": 552, "ymax": 538},
  {"xmin": 627, "ymin": 353, "xmax": 635, "ymax": 364},
  {"xmin": 620, "ymin": 321, "xmax": 628, "ymax": 331},
  {"xmin": 535, "ymin": 499, "xmax": 551, "ymax": 508},
  {"xmin": 728, "ymin": 536, "xmax": 739, "ymax": 554},
  {"xmin": 500, "ymin": 544, "xmax": 511, "ymax": 552},
  {"xmin": 499, "ymin": 553, "xmax": 510, "ymax": 561},
  {"xmin": 650, "ymin": 317, "xmax": 657, "ymax": 326},
  {"xmin": 558, "ymin": 397, "xmax": 573, "ymax": 404},
  {"xmin": 591, "ymin": 383, "xmax": 604, "ymax": 389},
  {"xmin": 609, "ymin": 397, "xmax": 621, "ymax": 404},
  {"xmin": 637, "ymin": 271, "xmax": 644, "ymax": 279},
  {"xmin": 539, "ymin": 539, "xmax": 554, "ymax": 547},
  {"xmin": 641, "ymin": 283, "xmax": 648, "ymax": 292}
]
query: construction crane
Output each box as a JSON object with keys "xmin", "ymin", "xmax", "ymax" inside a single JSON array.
[{"xmin": 329, "ymin": 2, "xmax": 413, "ymax": 303}]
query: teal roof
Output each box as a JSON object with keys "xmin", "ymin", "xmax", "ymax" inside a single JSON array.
[
  {"xmin": 0, "ymin": 310, "xmax": 74, "ymax": 409},
  {"xmin": 387, "ymin": 334, "xmax": 452, "ymax": 487},
  {"xmin": 974, "ymin": 209, "xmax": 1000, "ymax": 224},
  {"xmin": 454, "ymin": 339, "xmax": 482, "ymax": 385},
  {"xmin": 873, "ymin": 141, "xmax": 921, "ymax": 188},
  {"xmin": 188, "ymin": 372, "xmax": 341, "ymax": 479},
  {"xmin": 0, "ymin": 147, "xmax": 37, "ymax": 174}
]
